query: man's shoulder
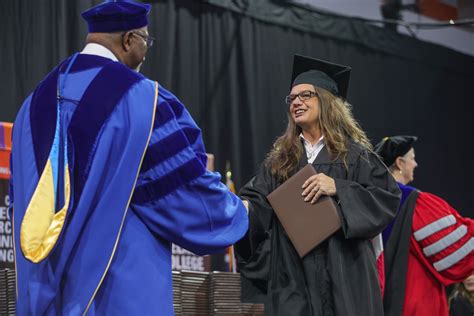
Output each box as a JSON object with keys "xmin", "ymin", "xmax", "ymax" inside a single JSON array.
[
  {"xmin": 156, "ymin": 83, "xmax": 180, "ymax": 103},
  {"xmin": 129, "ymin": 79, "xmax": 179, "ymax": 103}
]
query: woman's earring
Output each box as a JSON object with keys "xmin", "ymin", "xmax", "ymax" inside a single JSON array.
[{"xmin": 399, "ymin": 170, "xmax": 402, "ymax": 174}]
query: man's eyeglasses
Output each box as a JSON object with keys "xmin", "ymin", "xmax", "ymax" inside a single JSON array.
[
  {"xmin": 130, "ymin": 32, "xmax": 155, "ymax": 48},
  {"xmin": 285, "ymin": 90, "xmax": 318, "ymax": 106}
]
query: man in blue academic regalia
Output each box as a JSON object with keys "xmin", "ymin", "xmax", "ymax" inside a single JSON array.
[{"xmin": 9, "ymin": 1, "xmax": 248, "ymax": 314}]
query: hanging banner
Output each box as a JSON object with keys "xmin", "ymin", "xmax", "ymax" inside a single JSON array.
[{"xmin": 0, "ymin": 122, "xmax": 13, "ymax": 269}]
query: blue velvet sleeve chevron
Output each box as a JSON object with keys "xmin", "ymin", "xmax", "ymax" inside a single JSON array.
[{"xmin": 131, "ymin": 84, "xmax": 248, "ymax": 255}]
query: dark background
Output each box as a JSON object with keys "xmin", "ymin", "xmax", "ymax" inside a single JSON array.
[{"xmin": 0, "ymin": 0, "xmax": 473, "ymax": 217}]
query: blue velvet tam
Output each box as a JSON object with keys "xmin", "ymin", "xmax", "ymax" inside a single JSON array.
[{"xmin": 81, "ymin": 0, "xmax": 151, "ymax": 33}]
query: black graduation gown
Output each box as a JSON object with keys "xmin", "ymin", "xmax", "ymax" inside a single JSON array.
[
  {"xmin": 235, "ymin": 142, "xmax": 401, "ymax": 316},
  {"xmin": 383, "ymin": 187, "xmax": 419, "ymax": 316},
  {"xmin": 450, "ymin": 295, "xmax": 474, "ymax": 316}
]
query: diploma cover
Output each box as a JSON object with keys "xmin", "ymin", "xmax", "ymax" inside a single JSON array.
[{"xmin": 267, "ymin": 164, "xmax": 341, "ymax": 258}]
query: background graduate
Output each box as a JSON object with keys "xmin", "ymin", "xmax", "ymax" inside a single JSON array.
[
  {"xmin": 375, "ymin": 135, "xmax": 474, "ymax": 316},
  {"xmin": 235, "ymin": 55, "xmax": 400, "ymax": 316},
  {"xmin": 449, "ymin": 273, "xmax": 474, "ymax": 316}
]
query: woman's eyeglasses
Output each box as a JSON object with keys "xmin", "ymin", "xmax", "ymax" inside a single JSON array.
[{"xmin": 285, "ymin": 90, "xmax": 318, "ymax": 106}]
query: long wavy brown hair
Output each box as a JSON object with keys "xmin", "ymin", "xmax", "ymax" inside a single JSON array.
[{"xmin": 265, "ymin": 86, "xmax": 372, "ymax": 181}]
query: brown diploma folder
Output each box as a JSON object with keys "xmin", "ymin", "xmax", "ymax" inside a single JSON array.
[{"xmin": 266, "ymin": 164, "xmax": 341, "ymax": 258}]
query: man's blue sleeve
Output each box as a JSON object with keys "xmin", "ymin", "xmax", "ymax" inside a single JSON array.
[{"xmin": 131, "ymin": 86, "xmax": 248, "ymax": 255}]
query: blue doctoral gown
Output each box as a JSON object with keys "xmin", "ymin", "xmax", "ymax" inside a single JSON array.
[{"xmin": 10, "ymin": 53, "xmax": 248, "ymax": 315}]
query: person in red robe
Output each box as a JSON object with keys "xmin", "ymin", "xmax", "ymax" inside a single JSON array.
[{"xmin": 375, "ymin": 135, "xmax": 473, "ymax": 316}]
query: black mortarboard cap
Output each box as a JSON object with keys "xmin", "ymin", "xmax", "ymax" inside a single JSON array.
[
  {"xmin": 291, "ymin": 54, "xmax": 351, "ymax": 98},
  {"xmin": 374, "ymin": 135, "xmax": 418, "ymax": 167}
]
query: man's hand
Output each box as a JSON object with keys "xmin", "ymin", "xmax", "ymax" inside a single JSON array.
[{"xmin": 301, "ymin": 173, "xmax": 337, "ymax": 204}]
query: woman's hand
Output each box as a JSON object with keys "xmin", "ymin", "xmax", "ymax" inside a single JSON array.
[
  {"xmin": 242, "ymin": 199, "xmax": 250, "ymax": 215},
  {"xmin": 302, "ymin": 173, "xmax": 337, "ymax": 204}
]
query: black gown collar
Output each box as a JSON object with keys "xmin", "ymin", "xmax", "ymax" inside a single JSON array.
[{"xmin": 298, "ymin": 139, "xmax": 334, "ymax": 172}]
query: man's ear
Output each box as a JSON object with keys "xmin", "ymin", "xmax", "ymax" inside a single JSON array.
[{"xmin": 122, "ymin": 31, "xmax": 133, "ymax": 51}]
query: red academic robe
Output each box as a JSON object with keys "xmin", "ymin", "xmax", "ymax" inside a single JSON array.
[{"xmin": 403, "ymin": 192, "xmax": 473, "ymax": 316}]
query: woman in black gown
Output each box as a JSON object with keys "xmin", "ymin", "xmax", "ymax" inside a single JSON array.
[{"xmin": 236, "ymin": 55, "xmax": 401, "ymax": 316}]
